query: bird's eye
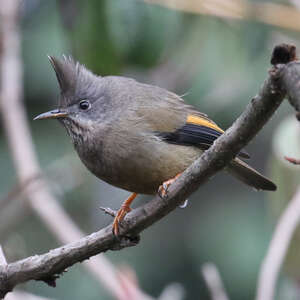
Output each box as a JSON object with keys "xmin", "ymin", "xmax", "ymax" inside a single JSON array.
[{"xmin": 79, "ymin": 100, "xmax": 91, "ymax": 110}]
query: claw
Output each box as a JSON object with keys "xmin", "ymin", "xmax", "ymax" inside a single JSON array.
[
  {"xmin": 113, "ymin": 205, "xmax": 132, "ymax": 236},
  {"xmin": 158, "ymin": 173, "xmax": 182, "ymax": 199},
  {"xmin": 159, "ymin": 182, "xmax": 171, "ymax": 198},
  {"xmin": 112, "ymin": 193, "xmax": 137, "ymax": 236}
]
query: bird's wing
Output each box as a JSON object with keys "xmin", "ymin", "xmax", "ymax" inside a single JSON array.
[
  {"xmin": 156, "ymin": 113, "xmax": 250, "ymax": 159},
  {"xmin": 126, "ymin": 84, "xmax": 249, "ymax": 158},
  {"xmin": 134, "ymin": 88, "xmax": 215, "ymax": 132}
]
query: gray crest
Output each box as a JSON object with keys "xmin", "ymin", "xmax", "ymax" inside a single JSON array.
[{"xmin": 48, "ymin": 55, "xmax": 100, "ymax": 107}]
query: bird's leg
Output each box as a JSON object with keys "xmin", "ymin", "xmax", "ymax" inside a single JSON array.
[
  {"xmin": 158, "ymin": 173, "xmax": 182, "ymax": 198},
  {"xmin": 113, "ymin": 192, "xmax": 137, "ymax": 236}
]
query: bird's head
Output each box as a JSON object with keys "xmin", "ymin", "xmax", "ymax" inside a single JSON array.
[{"xmin": 34, "ymin": 56, "xmax": 109, "ymax": 144}]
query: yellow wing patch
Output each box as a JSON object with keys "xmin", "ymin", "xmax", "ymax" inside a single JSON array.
[{"xmin": 187, "ymin": 115, "xmax": 224, "ymax": 133}]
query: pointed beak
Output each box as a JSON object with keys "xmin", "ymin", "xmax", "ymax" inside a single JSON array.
[{"xmin": 34, "ymin": 109, "xmax": 68, "ymax": 120}]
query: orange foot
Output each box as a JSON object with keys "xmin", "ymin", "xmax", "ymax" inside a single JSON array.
[
  {"xmin": 112, "ymin": 193, "xmax": 137, "ymax": 236},
  {"xmin": 158, "ymin": 173, "xmax": 182, "ymax": 198}
]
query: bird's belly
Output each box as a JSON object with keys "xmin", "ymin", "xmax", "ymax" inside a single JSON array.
[{"xmin": 77, "ymin": 140, "xmax": 202, "ymax": 195}]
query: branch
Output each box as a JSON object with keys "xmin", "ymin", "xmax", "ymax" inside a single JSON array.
[
  {"xmin": 0, "ymin": 42, "xmax": 295, "ymax": 297},
  {"xmin": 0, "ymin": 247, "xmax": 7, "ymax": 266},
  {"xmin": 201, "ymin": 263, "xmax": 229, "ymax": 300},
  {"xmin": 256, "ymin": 187, "xmax": 300, "ymax": 300},
  {"xmin": 0, "ymin": 174, "xmax": 41, "ymax": 210}
]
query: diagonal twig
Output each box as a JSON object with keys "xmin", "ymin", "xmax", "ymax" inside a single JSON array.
[
  {"xmin": 256, "ymin": 187, "xmax": 300, "ymax": 300},
  {"xmin": 201, "ymin": 263, "xmax": 229, "ymax": 300}
]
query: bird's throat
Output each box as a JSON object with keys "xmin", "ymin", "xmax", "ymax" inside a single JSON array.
[{"xmin": 60, "ymin": 118, "xmax": 92, "ymax": 147}]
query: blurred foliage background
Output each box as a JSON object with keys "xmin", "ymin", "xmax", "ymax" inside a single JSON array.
[{"xmin": 1, "ymin": 0, "xmax": 300, "ymax": 299}]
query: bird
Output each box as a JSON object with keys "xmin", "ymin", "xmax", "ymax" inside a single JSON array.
[{"xmin": 34, "ymin": 56, "xmax": 277, "ymax": 235}]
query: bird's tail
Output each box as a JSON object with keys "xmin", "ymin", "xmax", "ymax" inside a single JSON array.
[{"xmin": 226, "ymin": 158, "xmax": 276, "ymax": 191}]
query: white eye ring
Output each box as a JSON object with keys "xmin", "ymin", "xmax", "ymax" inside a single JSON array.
[{"xmin": 79, "ymin": 100, "xmax": 91, "ymax": 110}]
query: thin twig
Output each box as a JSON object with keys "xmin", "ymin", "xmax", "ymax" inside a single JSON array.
[
  {"xmin": 99, "ymin": 207, "xmax": 117, "ymax": 217},
  {"xmin": 0, "ymin": 246, "xmax": 17, "ymax": 300},
  {"xmin": 201, "ymin": 263, "xmax": 229, "ymax": 300},
  {"xmin": 256, "ymin": 187, "xmax": 300, "ymax": 300},
  {"xmin": 158, "ymin": 283, "xmax": 185, "ymax": 300},
  {"xmin": 284, "ymin": 156, "xmax": 300, "ymax": 165},
  {"xmin": 6, "ymin": 292, "xmax": 54, "ymax": 300},
  {"xmin": 0, "ymin": 246, "xmax": 7, "ymax": 266}
]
